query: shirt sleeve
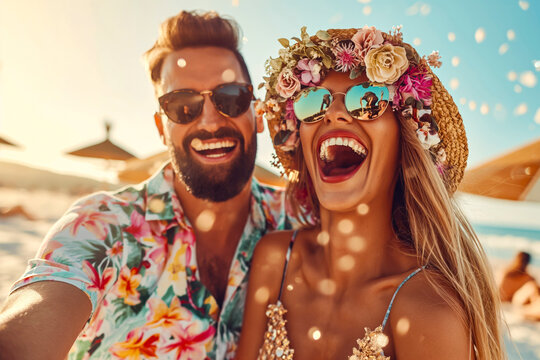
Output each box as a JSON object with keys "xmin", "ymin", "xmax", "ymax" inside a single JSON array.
[{"xmin": 10, "ymin": 193, "xmax": 120, "ymax": 315}]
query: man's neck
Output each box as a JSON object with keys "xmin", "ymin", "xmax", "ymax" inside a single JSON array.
[
  {"xmin": 173, "ymin": 175, "xmax": 253, "ymax": 239},
  {"xmin": 172, "ymin": 174, "xmax": 253, "ymax": 308}
]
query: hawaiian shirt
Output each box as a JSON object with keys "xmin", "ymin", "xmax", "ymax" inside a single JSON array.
[{"xmin": 11, "ymin": 164, "xmax": 294, "ymax": 360}]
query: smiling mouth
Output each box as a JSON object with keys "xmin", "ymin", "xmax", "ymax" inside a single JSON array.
[
  {"xmin": 318, "ymin": 136, "xmax": 368, "ymax": 179},
  {"xmin": 190, "ymin": 138, "xmax": 238, "ymax": 159}
]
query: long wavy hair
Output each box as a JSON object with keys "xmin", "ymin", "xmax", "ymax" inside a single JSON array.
[{"xmin": 286, "ymin": 113, "xmax": 506, "ymax": 359}]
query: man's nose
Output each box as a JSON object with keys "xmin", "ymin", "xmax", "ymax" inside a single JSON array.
[{"xmin": 196, "ymin": 94, "xmax": 228, "ymax": 132}]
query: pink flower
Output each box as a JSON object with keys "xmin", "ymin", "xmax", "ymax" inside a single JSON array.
[
  {"xmin": 296, "ymin": 58, "xmax": 322, "ymax": 86},
  {"xmin": 124, "ymin": 210, "xmax": 152, "ymax": 239},
  {"xmin": 351, "ymin": 26, "xmax": 384, "ymax": 64},
  {"xmin": 393, "ymin": 67, "xmax": 432, "ymax": 107},
  {"xmin": 162, "ymin": 322, "xmax": 215, "ymax": 360},
  {"xmin": 333, "ymin": 41, "xmax": 361, "ymax": 72},
  {"xmin": 71, "ymin": 206, "xmax": 117, "ymax": 240},
  {"xmin": 275, "ymin": 68, "xmax": 301, "ymax": 98},
  {"xmin": 82, "ymin": 260, "xmax": 114, "ymax": 292},
  {"xmin": 284, "ymin": 99, "xmax": 297, "ymax": 125}
]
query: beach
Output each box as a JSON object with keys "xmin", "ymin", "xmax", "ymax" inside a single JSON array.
[{"xmin": 1, "ymin": 186, "xmax": 540, "ymax": 359}]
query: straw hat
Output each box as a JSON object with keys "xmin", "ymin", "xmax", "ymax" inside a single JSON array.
[{"xmin": 261, "ymin": 27, "xmax": 468, "ymax": 193}]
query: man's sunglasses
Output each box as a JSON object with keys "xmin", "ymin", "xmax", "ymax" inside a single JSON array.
[
  {"xmin": 158, "ymin": 82, "xmax": 254, "ymax": 124},
  {"xmin": 293, "ymin": 82, "xmax": 391, "ymax": 123}
]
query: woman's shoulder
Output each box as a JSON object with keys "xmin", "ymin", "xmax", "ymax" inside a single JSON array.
[{"xmin": 389, "ymin": 269, "xmax": 471, "ymax": 359}]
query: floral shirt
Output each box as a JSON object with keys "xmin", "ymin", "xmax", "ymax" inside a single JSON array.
[{"xmin": 11, "ymin": 164, "xmax": 294, "ymax": 360}]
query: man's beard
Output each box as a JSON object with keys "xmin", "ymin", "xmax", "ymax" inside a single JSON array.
[{"xmin": 167, "ymin": 127, "xmax": 257, "ymax": 202}]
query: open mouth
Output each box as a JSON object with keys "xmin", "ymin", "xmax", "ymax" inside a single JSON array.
[
  {"xmin": 190, "ymin": 138, "xmax": 238, "ymax": 159},
  {"xmin": 317, "ymin": 136, "xmax": 367, "ymax": 181}
]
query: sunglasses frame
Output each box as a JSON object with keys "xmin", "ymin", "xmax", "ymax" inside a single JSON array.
[
  {"xmin": 158, "ymin": 82, "xmax": 255, "ymax": 124},
  {"xmin": 293, "ymin": 82, "xmax": 392, "ymax": 124}
]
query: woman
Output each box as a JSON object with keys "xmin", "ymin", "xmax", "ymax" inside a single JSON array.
[{"xmin": 236, "ymin": 27, "xmax": 505, "ymax": 359}]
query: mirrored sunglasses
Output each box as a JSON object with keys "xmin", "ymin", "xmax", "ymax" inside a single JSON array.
[
  {"xmin": 293, "ymin": 82, "xmax": 391, "ymax": 123},
  {"xmin": 158, "ymin": 82, "xmax": 254, "ymax": 124}
]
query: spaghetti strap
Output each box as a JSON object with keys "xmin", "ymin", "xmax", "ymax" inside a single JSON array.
[
  {"xmin": 276, "ymin": 230, "xmax": 298, "ymax": 301},
  {"xmin": 381, "ymin": 265, "xmax": 426, "ymax": 330}
]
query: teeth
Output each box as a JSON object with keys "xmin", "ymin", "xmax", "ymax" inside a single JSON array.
[
  {"xmin": 191, "ymin": 139, "xmax": 236, "ymax": 151},
  {"xmin": 319, "ymin": 137, "xmax": 367, "ymax": 160}
]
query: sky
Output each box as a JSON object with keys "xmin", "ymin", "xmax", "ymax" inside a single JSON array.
[{"xmin": 0, "ymin": 0, "xmax": 539, "ymax": 183}]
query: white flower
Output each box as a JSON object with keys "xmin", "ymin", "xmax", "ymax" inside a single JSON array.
[{"xmin": 416, "ymin": 124, "xmax": 441, "ymax": 149}]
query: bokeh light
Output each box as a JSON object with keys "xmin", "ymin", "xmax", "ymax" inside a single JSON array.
[
  {"xmin": 222, "ymin": 69, "xmax": 236, "ymax": 82},
  {"xmin": 480, "ymin": 103, "xmax": 490, "ymax": 115},
  {"xmin": 498, "ymin": 43, "xmax": 509, "ymax": 55},
  {"xmin": 308, "ymin": 327, "xmax": 322, "ymax": 340},
  {"xmin": 413, "ymin": 38, "xmax": 422, "ymax": 46},
  {"xmin": 396, "ymin": 317, "xmax": 411, "ymax": 335},
  {"xmin": 338, "ymin": 219, "xmax": 354, "ymax": 234},
  {"xmin": 376, "ymin": 332, "xmax": 389, "ymax": 347},
  {"xmin": 363, "ymin": 6, "xmax": 372, "ymax": 15},
  {"xmin": 451, "ymin": 56, "xmax": 460, "ymax": 67},
  {"xmin": 507, "ymin": 71, "xmax": 518, "ymax": 82},
  {"xmin": 519, "ymin": 1, "xmax": 529, "ymax": 10},
  {"xmin": 514, "ymin": 84, "xmax": 522, "ymax": 93},
  {"xmin": 469, "ymin": 101, "xmax": 477, "ymax": 111},
  {"xmin": 460, "ymin": 98, "xmax": 467, "ymax": 105},
  {"xmin": 450, "ymin": 78, "xmax": 459, "ymax": 90},
  {"xmin": 195, "ymin": 209, "xmax": 216, "ymax": 232},
  {"xmin": 357, "ymin": 203, "xmax": 370, "ymax": 215},
  {"xmin": 535, "ymin": 108, "xmax": 540, "ymax": 124},
  {"xmin": 475, "ymin": 28, "xmax": 486, "ymax": 43},
  {"xmin": 318, "ymin": 279, "xmax": 337, "ymax": 295},
  {"xmin": 514, "ymin": 103, "xmax": 528, "ymax": 116},
  {"xmin": 317, "ymin": 231, "xmax": 330, "ymax": 246},
  {"xmin": 177, "ymin": 58, "xmax": 187, "ymax": 68},
  {"xmin": 254, "ymin": 286, "xmax": 269, "ymax": 303},
  {"xmin": 347, "ymin": 236, "xmax": 366, "ymax": 252},
  {"xmin": 507, "ymin": 29, "xmax": 516, "ymax": 41},
  {"xmin": 148, "ymin": 198, "xmax": 165, "ymax": 214},
  {"xmin": 519, "ymin": 71, "xmax": 537, "ymax": 88},
  {"xmin": 448, "ymin": 32, "xmax": 456, "ymax": 42},
  {"xmin": 337, "ymin": 255, "xmax": 355, "ymax": 271}
]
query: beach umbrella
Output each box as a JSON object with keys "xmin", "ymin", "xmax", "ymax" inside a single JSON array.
[
  {"xmin": 459, "ymin": 138, "xmax": 540, "ymax": 202},
  {"xmin": 117, "ymin": 151, "xmax": 287, "ymax": 187},
  {"xmin": 0, "ymin": 135, "xmax": 19, "ymax": 148},
  {"xmin": 66, "ymin": 122, "xmax": 137, "ymax": 161}
]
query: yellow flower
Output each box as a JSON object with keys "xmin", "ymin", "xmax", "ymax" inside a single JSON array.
[
  {"xmin": 365, "ymin": 44, "xmax": 409, "ymax": 84},
  {"xmin": 115, "ymin": 266, "xmax": 142, "ymax": 305},
  {"xmin": 146, "ymin": 296, "xmax": 191, "ymax": 328}
]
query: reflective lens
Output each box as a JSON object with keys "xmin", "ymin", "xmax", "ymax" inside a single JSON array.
[
  {"xmin": 159, "ymin": 83, "xmax": 253, "ymax": 124},
  {"xmin": 345, "ymin": 83, "xmax": 390, "ymax": 121},
  {"xmin": 212, "ymin": 83, "xmax": 254, "ymax": 118},
  {"xmin": 162, "ymin": 91, "xmax": 204, "ymax": 124},
  {"xmin": 293, "ymin": 87, "xmax": 333, "ymax": 123},
  {"xmin": 293, "ymin": 82, "xmax": 390, "ymax": 123}
]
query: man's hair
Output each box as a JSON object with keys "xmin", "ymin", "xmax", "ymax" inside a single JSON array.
[{"xmin": 144, "ymin": 10, "xmax": 251, "ymax": 93}]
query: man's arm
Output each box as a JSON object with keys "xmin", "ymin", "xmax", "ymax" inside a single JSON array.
[{"xmin": 0, "ymin": 281, "xmax": 92, "ymax": 360}]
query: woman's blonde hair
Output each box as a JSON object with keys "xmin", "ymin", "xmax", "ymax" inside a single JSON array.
[{"xmin": 286, "ymin": 113, "xmax": 506, "ymax": 359}]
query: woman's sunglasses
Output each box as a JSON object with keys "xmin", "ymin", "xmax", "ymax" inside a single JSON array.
[
  {"xmin": 158, "ymin": 82, "xmax": 254, "ymax": 124},
  {"xmin": 293, "ymin": 82, "xmax": 391, "ymax": 123}
]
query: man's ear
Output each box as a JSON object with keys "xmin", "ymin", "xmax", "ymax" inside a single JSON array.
[
  {"xmin": 154, "ymin": 112, "xmax": 166, "ymax": 145},
  {"xmin": 254, "ymin": 100, "xmax": 264, "ymax": 133}
]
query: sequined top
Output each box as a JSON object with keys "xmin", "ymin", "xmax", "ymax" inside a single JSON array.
[{"xmin": 257, "ymin": 231, "xmax": 425, "ymax": 360}]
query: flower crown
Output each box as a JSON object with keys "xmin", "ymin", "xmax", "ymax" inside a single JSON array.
[{"xmin": 257, "ymin": 26, "xmax": 448, "ymax": 176}]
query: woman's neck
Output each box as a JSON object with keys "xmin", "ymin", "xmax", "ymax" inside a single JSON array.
[{"xmin": 314, "ymin": 198, "xmax": 413, "ymax": 285}]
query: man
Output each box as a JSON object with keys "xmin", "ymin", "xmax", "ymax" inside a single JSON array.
[{"xmin": 0, "ymin": 10, "xmax": 294, "ymax": 360}]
